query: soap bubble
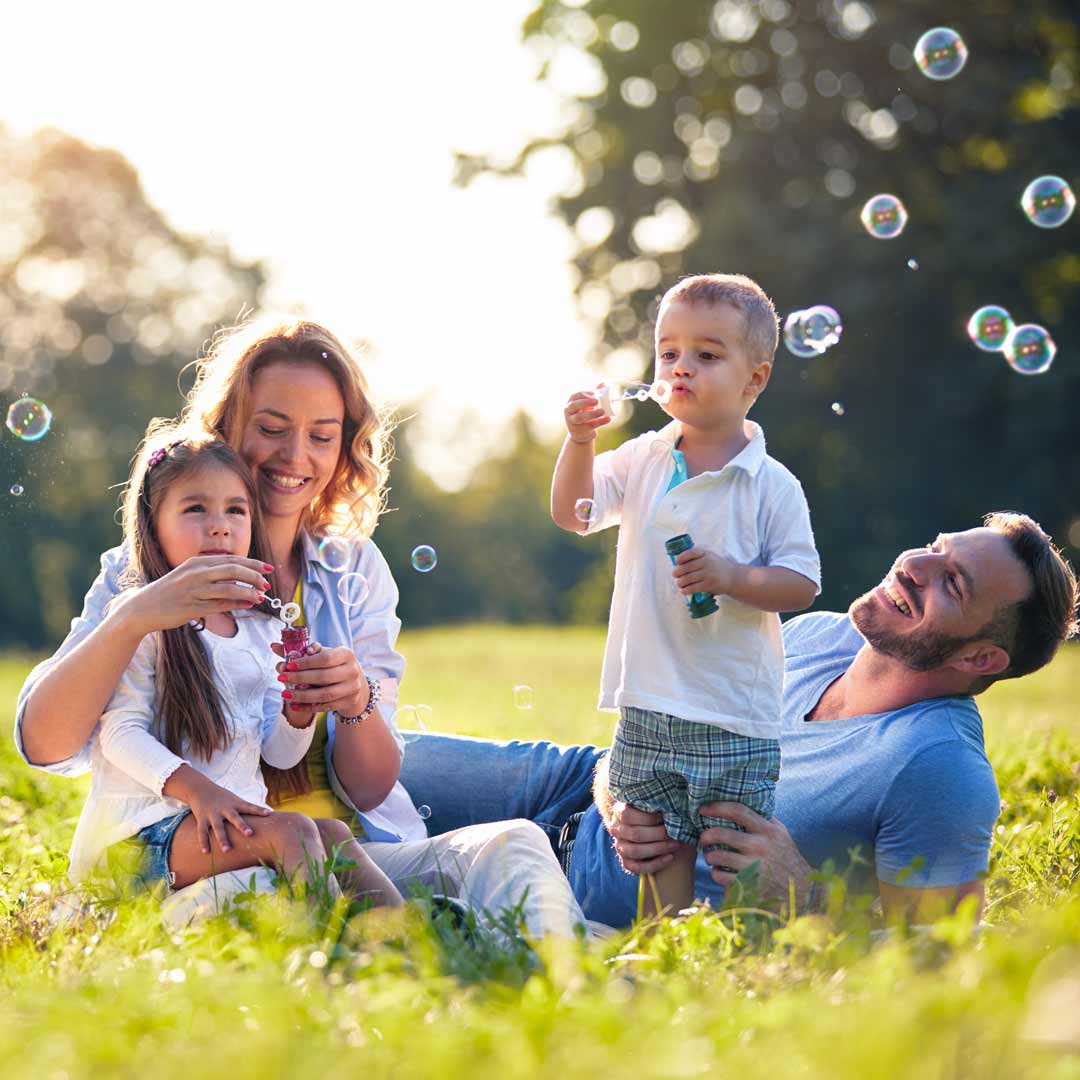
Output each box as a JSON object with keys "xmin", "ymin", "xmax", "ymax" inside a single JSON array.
[
  {"xmin": 5, "ymin": 397, "xmax": 52, "ymax": 442},
  {"xmin": 651, "ymin": 380, "xmax": 673, "ymax": 405},
  {"xmin": 783, "ymin": 311, "xmax": 821, "ymax": 358},
  {"xmin": 336, "ymin": 572, "xmax": 369, "ymax": 609},
  {"xmin": 1003, "ymin": 324, "xmax": 1056, "ymax": 376},
  {"xmin": 417, "ymin": 804, "xmax": 432, "ymax": 820},
  {"xmin": 399, "ymin": 703, "xmax": 432, "ymax": 744},
  {"xmin": 411, "ymin": 545, "xmax": 438, "ymax": 573},
  {"xmin": 798, "ymin": 306, "xmax": 843, "ymax": 354},
  {"xmin": 914, "ymin": 27, "xmax": 968, "ymax": 81},
  {"xmin": 860, "ymin": 194, "xmax": 908, "ymax": 239},
  {"xmin": 907, "ymin": 258, "xmax": 919, "ymax": 270},
  {"xmin": 1021, "ymin": 176, "xmax": 1076, "ymax": 229},
  {"xmin": 317, "ymin": 536, "xmax": 351, "ymax": 572},
  {"xmin": 9, "ymin": 484, "xmax": 24, "ymax": 496},
  {"xmin": 966, "ymin": 306, "xmax": 1014, "ymax": 352},
  {"xmin": 831, "ymin": 402, "xmax": 845, "ymax": 416},
  {"xmin": 574, "ymin": 498, "xmax": 595, "ymax": 524},
  {"xmin": 513, "ymin": 685, "xmax": 534, "ymax": 710}
]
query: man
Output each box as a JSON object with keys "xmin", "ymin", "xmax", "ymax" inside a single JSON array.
[{"xmin": 396, "ymin": 512, "xmax": 1077, "ymax": 926}]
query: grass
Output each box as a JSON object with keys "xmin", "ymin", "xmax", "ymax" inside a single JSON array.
[{"xmin": 2, "ymin": 628, "xmax": 1080, "ymax": 1080}]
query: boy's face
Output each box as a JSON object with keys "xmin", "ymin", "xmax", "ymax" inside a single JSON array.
[{"xmin": 654, "ymin": 301, "xmax": 771, "ymax": 429}]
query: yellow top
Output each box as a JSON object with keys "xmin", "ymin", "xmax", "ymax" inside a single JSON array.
[{"xmin": 270, "ymin": 580, "xmax": 359, "ymax": 831}]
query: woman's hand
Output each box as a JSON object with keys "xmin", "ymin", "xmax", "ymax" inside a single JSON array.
[
  {"xmin": 272, "ymin": 640, "xmax": 371, "ymax": 718},
  {"xmin": 117, "ymin": 555, "xmax": 274, "ymax": 635}
]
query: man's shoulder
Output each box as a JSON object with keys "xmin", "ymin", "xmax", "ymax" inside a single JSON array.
[{"xmin": 782, "ymin": 611, "xmax": 861, "ymax": 656}]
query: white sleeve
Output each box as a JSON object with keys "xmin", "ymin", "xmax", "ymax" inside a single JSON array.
[
  {"xmin": 760, "ymin": 475, "xmax": 822, "ymax": 591},
  {"xmin": 97, "ymin": 634, "xmax": 188, "ymax": 796},
  {"xmin": 583, "ymin": 435, "xmax": 640, "ymax": 536},
  {"xmin": 261, "ymin": 710, "xmax": 317, "ymax": 769},
  {"xmin": 14, "ymin": 544, "xmax": 129, "ymax": 776}
]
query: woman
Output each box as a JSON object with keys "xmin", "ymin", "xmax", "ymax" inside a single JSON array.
[{"xmin": 16, "ymin": 316, "xmax": 585, "ymax": 939}]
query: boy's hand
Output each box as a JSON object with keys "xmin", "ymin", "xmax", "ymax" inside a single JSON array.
[
  {"xmin": 672, "ymin": 546, "xmax": 737, "ymax": 597},
  {"xmin": 564, "ymin": 390, "xmax": 610, "ymax": 444}
]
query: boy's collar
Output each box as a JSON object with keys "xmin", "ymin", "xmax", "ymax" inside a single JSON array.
[{"xmin": 651, "ymin": 420, "xmax": 767, "ymax": 476}]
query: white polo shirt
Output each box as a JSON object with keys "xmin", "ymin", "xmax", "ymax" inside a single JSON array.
[{"xmin": 585, "ymin": 420, "xmax": 820, "ymax": 739}]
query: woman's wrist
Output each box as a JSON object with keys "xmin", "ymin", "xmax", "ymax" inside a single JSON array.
[{"xmin": 103, "ymin": 589, "xmax": 158, "ymax": 645}]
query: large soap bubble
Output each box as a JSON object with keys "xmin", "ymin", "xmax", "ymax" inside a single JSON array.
[
  {"xmin": 411, "ymin": 545, "xmax": 438, "ymax": 573},
  {"xmin": 1003, "ymin": 324, "xmax": 1056, "ymax": 375},
  {"xmin": 5, "ymin": 397, "xmax": 52, "ymax": 442},
  {"xmin": 966, "ymin": 306, "xmax": 1014, "ymax": 352},
  {"xmin": 783, "ymin": 311, "xmax": 820, "ymax": 358},
  {"xmin": 914, "ymin": 27, "xmax": 968, "ymax": 81},
  {"xmin": 1021, "ymin": 176, "xmax": 1076, "ymax": 229},
  {"xmin": 860, "ymin": 195, "xmax": 908, "ymax": 239},
  {"xmin": 797, "ymin": 306, "xmax": 843, "ymax": 354},
  {"xmin": 317, "ymin": 536, "xmax": 351, "ymax": 572}
]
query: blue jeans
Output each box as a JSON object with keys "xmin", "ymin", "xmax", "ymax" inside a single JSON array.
[{"xmin": 398, "ymin": 733, "xmax": 723, "ymax": 928}]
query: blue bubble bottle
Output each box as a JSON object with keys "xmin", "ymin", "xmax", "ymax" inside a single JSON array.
[{"xmin": 665, "ymin": 534, "xmax": 719, "ymax": 619}]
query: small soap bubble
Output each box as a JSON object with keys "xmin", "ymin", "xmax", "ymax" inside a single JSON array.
[
  {"xmin": 1021, "ymin": 176, "xmax": 1076, "ymax": 229},
  {"xmin": 398, "ymin": 703, "xmax": 431, "ymax": 744},
  {"xmin": 574, "ymin": 498, "xmax": 595, "ymax": 524},
  {"xmin": 1003, "ymin": 324, "xmax": 1056, "ymax": 376},
  {"xmin": 513, "ymin": 685, "xmax": 534, "ymax": 710},
  {"xmin": 783, "ymin": 311, "xmax": 820, "ymax": 358},
  {"xmin": 860, "ymin": 194, "xmax": 908, "ymax": 239},
  {"xmin": 317, "ymin": 536, "xmax": 351, "ymax": 572},
  {"xmin": 417, "ymin": 804, "xmax": 432, "ymax": 820},
  {"xmin": 831, "ymin": 402, "xmax": 845, "ymax": 416},
  {"xmin": 5, "ymin": 397, "xmax": 52, "ymax": 442},
  {"xmin": 798, "ymin": 305, "xmax": 843, "ymax": 354},
  {"xmin": 411, "ymin": 545, "xmax": 437, "ymax": 573},
  {"xmin": 966, "ymin": 306, "xmax": 1014, "ymax": 352},
  {"xmin": 336, "ymin": 572, "xmax": 369, "ymax": 610},
  {"xmin": 9, "ymin": 484, "xmax": 23, "ymax": 496},
  {"xmin": 650, "ymin": 380, "xmax": 673, "ymax": 405},
  {"xmin": 914, "ymin": 27, "xmax": 968, "ymax": 81},
  {"xmin": 907, "ymin": 258, "xmax": 919, "ymax": 270}
]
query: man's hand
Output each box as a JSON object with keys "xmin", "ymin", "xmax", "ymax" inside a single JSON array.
[
  {"xmin": 699, "ymin": 801, "xmax": 815, "ymax": 910},
  {"xmin": 608, "ymin": 801, "xmax": 683, "ymax": 875},
  {"xmin": 671, "ymin": 546, "xmax": 737, "ymax": 598}
]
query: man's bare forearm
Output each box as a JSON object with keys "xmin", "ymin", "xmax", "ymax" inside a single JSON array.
[{"xmin": 592, "ymin": 752, "xmax": 614, "ymax": 825}]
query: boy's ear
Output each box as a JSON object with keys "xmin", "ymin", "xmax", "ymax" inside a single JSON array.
[{"xmin": 748, "ymin": 360, "xmax": 773, "ymax": 396}]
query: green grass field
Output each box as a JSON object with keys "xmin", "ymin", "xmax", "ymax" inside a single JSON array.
[{"xmin": 3, "ymin": 628, "xmax": 1080, "ymax": 1079}]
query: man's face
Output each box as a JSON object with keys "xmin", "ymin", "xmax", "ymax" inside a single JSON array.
[{"xmin": 850, "ymin": 527, "xmax": 1033, "ymax": 671}]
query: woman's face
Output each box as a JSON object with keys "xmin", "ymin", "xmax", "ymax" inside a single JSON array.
[{"xmin": 239, "ymin": 360, "xmax": 346, "ymax": 525}]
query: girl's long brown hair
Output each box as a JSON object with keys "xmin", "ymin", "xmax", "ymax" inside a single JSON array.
[{"xmin": 121, "ymin": 426, "xmax": 278, "ymax": 760}]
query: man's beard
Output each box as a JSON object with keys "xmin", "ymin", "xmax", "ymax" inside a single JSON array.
[{"xmin": 849, "ymin": 588, "xmax": 974, "ymax": 672}]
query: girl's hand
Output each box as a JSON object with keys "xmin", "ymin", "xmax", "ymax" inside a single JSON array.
[
  {"xmin": 115, "ymin": 555, "xmax": 275, "ymax": 635},
  {"xmin": 564, "ymin": 389, "xmax": 610, "ymax": 444},
  {"xmin": 272, "ymin": 641, "xmax": 370, "ymax": 718},
  {"xmin": 183, "ymin": 776, "xmax": 272, "ymax": 855},
  {"xmin": 672, "ymin": 546, "xmax": 737, "ymax": 597}
]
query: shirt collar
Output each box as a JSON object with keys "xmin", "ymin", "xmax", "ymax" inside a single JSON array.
[{"xmin": 650, "ymin": 420, "xmax": 767, "ymax": 476}]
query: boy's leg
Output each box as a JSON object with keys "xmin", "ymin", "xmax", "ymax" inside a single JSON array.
[
  {"xmin": 397, "ymin": 732, "xmax": 606, "ymax": 849},
  {"xmin": 641, "ymin": 842, "xmax": 697, "ymax": 918},
  {"xmin": 314, "ymin": 818, "xmax": 404, "ymax": 909}
]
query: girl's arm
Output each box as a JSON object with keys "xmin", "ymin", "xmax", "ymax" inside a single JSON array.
[
  {"xmin": 261, "ymin": 702, "xmax": 317, "ymax": 769},
  {"xmin": 18, "ymin": 550, "xmax": 274, "ymax": 770}
]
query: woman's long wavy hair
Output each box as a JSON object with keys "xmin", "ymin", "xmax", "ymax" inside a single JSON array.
[
  {"xmin": 121, "ymin": 426, "xmax": 278, "ymax": 760},
  {"xmin": 181, "ymin": 316, "xmax": 394, "ymax": 540}
]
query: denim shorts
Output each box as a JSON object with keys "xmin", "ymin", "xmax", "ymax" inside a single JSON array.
[{"xmin": 132, "ymin": 810, "xmax": 192, "ymax": 892}]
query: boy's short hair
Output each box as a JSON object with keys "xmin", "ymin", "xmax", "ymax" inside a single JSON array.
[{"xmin": 659, "ymin": 273, "xmax": 779, "ymax": 366}]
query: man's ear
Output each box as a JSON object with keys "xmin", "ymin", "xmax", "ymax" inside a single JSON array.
[{"xmin": 945, "ymin": 640, "xmax": 1010, "ymax": 679}]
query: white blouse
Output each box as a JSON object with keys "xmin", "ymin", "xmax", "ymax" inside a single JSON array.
[{"xmin": 68, "ymin": 609, "xmax": 314, "ymax": 881}]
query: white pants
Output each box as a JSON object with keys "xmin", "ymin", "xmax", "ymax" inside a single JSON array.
[{"xmin": 365, "ymin": 819, "xmax": 588, "ymax": 940}]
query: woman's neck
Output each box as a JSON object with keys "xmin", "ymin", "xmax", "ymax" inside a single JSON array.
[{"xmin": 264, "ymin": 514, "xmax": 304, "ymax": 596}]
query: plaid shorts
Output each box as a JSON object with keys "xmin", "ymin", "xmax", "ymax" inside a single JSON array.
[{"xmin": 608, "ymin": 707, "xmax": 781, "ymax": 847}]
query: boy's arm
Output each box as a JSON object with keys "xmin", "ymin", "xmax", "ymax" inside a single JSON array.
[
  {"xmin": 672, "ymin": 553, "xmax": 818, "ymax": 613},
  {"xmin": 551, "ymin": 390, "xmax": 608, "ymax": 532}
]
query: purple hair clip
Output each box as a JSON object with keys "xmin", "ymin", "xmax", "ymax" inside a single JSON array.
[{"xmin": 146, "ymin": 447, "xmax": 168, "ymax": 470}]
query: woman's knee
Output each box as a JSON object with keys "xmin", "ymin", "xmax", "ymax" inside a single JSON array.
[
  {"xmin": 261, "ymin": 811, "xmax": 325, "ymax": 859},
  {"xmin": 315, "ymin": 817, "xmax": 355, "ymax": 851}
]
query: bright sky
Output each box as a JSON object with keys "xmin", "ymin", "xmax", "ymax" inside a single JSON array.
[{"xmin": 0, "ymin": 0, "xmax": 604, "ymax": 487}]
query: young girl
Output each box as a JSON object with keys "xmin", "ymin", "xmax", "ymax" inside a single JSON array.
[{"xmin": 68, "ymin": 430, "xmax": 403, "ymax": 908}]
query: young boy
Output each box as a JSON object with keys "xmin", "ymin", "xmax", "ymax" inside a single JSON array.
[{"xmin": 551, "ymin": 273, "xmax": 821, "ymax": 915}]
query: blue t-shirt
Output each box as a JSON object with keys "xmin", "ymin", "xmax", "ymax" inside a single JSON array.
[{"xmin": 570, "ymin": 611, "xmax": 1001, "ymax": 926}]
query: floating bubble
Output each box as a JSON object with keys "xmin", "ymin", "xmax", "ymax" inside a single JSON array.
[
  {"xmin": 5, "ymin": 397, "xmax": 52, "ymax": 442},
  {"xmin": 1003, "ymin": 324, "xmax": 1056, "ymax": 376},
  {"xmin": 411, "ymin": 545, "xmax": 437, "ymax": 573},
  {"xmin": 860, "ymin": 194, "xmax": 908, "ymax": 239},
  {"xmin": 574, "ymin": 498, "xmax": 595, "ymax": 524},
  {"xmin": 650, "ymin": 379, "xmax": 673, "ymax": 405},
  {"xmin": 783, "ymin": 311, "xmax": 820, "ymax": 358},
  {"xmin": 399, "ymin": 703, "xmax": 432, "ymax": 744},
  {"xmin": 279, "ymin": 602, "xmax": 301, "ymax": 626},
  {"xmin": 798, "ymin": 305, "xmax": 843, "ymax": 354},
  {"xmin": 907, "ymin": 258, "xmax": 919, "ymax": 270},
  {"xmin": 1021, "ymin": 176, "xmax": 1076, "ymax": 229},
  {"xmin": 317, "ymin": 536, "xmax": 351, "ymax": 572},
  {"xmin": 831, "ymin": 402, "xmax": 845, "ymax": 416},
  {"xmin": 914, "ymin": 27, "xmax": 968, "ymax": 81},
  {"xmin": 336, "ymin": 572, "xmax": 369, "ymax": 610},
  {"xmin": 9, "ymin": 484, "xmax": 23, "ymax": 496},
  {"xmin": 513, "ymin": 685, "xmax": 534, "ymax": 710},
  {"xmin": 417, "ymin": 804, "xmax": 432, "ymax": 820},
  {"xmin": 966, "ymin": 306, "xmax": 1014, "ymax": 352}
]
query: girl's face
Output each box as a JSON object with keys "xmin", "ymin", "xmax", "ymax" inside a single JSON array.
[
  {"xmin": 239, "ymin": 360, "xmax": 345, "ymax": 524},
  {"xmin": 155, "ymin": 462, "xmax": 253, "ymax": 569}
]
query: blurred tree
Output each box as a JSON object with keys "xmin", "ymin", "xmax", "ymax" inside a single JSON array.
[
  {"xmin": 0, "ymin": 127, "xmax": 264, "ymax": 646},
  {"xmin": 457, "ymin": 0, "xmax": 1080, "ymax": 608}
]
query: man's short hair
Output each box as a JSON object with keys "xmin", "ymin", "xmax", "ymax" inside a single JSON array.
[
  {"xmin": 979, "ymin": 511, "xmax": 1078, "ymax": 687},
  {"xmin": 659, "ymin": 273, "xmax": 779, "ymax": 367}
]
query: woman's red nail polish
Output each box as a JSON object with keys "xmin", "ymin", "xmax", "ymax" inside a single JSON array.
[
  {"xmin": 286, "ymin": 662, "xmax": 298, "ymax": 671},
  {"xmin": 263, "ymin": 563, "xmax": 275, "ymax": 572},
  {"xmin": 282, "ymin": 690, "xmax": 293, "ymax": 700},
  {"xmin": 277, "ymin": 674, "xmax": 288, "ymax": 683}
]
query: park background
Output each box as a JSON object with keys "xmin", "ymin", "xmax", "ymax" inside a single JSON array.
[{"xmin": 3, "ymin": 3, "xmax": 1080, "ymax": 1077}]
